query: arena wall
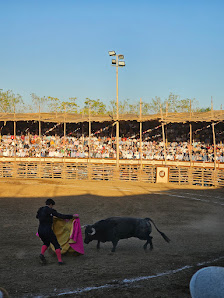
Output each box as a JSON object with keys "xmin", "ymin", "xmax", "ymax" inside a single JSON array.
[{"xmin": 0, "ymin": 158, "xmax": 223, "ymax": 187}]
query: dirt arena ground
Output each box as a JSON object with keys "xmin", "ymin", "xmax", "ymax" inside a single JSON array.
[{"xmin": 0, "ymin": 179, "xmax": 224, "ymax": 298}]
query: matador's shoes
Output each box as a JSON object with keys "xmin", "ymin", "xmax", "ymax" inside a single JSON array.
[{"xmin": 58, "ymin": 261, "xmax": 65, "ymax": 265}]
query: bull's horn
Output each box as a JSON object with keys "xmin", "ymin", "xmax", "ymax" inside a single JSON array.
[
  {"xmin": 89, "ymin": 227, "xmax": 96, "ymax": 236},
  {"xmin": 81, "ymin": 225, "xmax": 87, "ymax": 229}
]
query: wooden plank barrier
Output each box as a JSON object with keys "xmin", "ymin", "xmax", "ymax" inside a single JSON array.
[
  {"xmin": 0, "ymin": 159, "xmax": 223, "ymax": 187},
  {"xmin": 142, "ymin": 165, "xmax": 156, "ymax": 183}
]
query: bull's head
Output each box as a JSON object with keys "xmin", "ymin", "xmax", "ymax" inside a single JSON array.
[{"xmin": 84, "ymin": 225, "xmax": 96, "ymax": 244}]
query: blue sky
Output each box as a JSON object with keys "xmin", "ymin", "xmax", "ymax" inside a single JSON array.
[{"xmin": 0, "ymin": 0, "xmax": 223, "ymax": 110}]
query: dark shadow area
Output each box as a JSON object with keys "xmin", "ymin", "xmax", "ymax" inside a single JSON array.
[{"xmin": 0, "ymin": 182, "xmax": 224, "ymax": 297}]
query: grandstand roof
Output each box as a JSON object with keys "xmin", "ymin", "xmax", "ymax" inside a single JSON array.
[{"xmin": 0, "ymin": 110, "xmax": 223, "ymax": 123}]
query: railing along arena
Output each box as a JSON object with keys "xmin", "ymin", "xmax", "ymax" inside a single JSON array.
[{"xmin": 0, "ymin": 158, "xmax": 223, "ymax": 187}]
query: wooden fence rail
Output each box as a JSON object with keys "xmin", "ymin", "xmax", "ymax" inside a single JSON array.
[{"xmin": 0, "ymin": 159, "xmax": 224, "ymax": 187}]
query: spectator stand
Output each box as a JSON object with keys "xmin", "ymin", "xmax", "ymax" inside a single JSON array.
[{"xmin": 0, "ymin": 107, "xmax": 223, "ymax": 187}]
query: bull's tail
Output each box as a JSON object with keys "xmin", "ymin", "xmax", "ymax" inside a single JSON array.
[{"xmin": 145, "ymin": 218, "xmax": 170, "ymax": 243}]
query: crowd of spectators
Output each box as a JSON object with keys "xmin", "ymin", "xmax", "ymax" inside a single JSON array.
[{"xmin": 0, "ymin": 134, "xmax": 223, "ymax": 163}]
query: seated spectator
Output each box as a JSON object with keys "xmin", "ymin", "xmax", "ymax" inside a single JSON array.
[{"xmin": 0, "ymin": 134, "xmax": 223, "ymax": 163}]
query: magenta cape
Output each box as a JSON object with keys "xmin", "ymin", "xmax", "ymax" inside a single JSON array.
[
  {"xmin": 37, "ymin": 217, "xmax": 84, "ymax": 255},
  {"xmin": 69, "ymin": 218, "xmax": 85, "ymax": 255}
]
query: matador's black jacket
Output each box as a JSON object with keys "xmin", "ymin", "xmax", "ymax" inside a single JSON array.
[{"xmin": 36, "ymin": 206, "xmax": 73, "ymax": 249}]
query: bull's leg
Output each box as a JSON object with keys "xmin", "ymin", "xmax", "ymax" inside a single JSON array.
[
  {"xmin": 143, "ymin": 236, "xmax": 153, "ymax": 250},
  {"xmin": 97, "ymin": 241, "xmax": 100, "ymax": 250},
  {"xmin": 148, "ymin": 236, "xmax": 153, "ymax": 250},
  {"xmin": 111, "ymin": 239, "xmax": 119, "ymax": 252}
]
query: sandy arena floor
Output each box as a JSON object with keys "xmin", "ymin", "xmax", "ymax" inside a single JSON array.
[{"xmin": 0, "ymin": 179, "xmax": 224, "ymax": 298}]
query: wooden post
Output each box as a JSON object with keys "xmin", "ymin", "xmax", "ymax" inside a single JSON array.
[
  {"xmin": 64, "ymin": 105, "xmax": 66, "ymax": 155},
  {"xmin": 39, "ymin": 104, "xmax": 41, "ymax": 161},
  {"xmin": 13, "ymin": 105, "xmax": 17, "ymax": 177},
  {"xmin": 212, "ymin": 122, "xmax": 217, "ymax": 169},
  {"xmin": 190, "ymin": 123, "xmax": 192, "ymax": 165},
  {"xmin": 165, "ymin": 101, "xmax": 168, "ymax": 148},
  {"xmin": 63, "ymin": 105, "xmax": 66, "ymax": 179},
  {"xmin": 13, "ymin": 105, "xmax": 16, "ymax": 140},
  {"xmin": 64, "ymin": 105, "xmax": 66, "ymax": 142},
  {"xmin": 88, "ymin": 102, "xmax": 91, "ymax": 160},
  {"xmin": 116, "ymin": 120, "xmax": 119, "ymax": 170},
  {"xmin": 139, "ymin": 98, "xmax": 143, "ymax": 171},
  {"xmin": 162, "ymin": 123, "xmax": 166, "ymax": 164},
  {"xmin": 88, "ymin": 103, "xmax": 92, "ymax": 180},
  {"xmin": 39, "ymin": 104, "xmax": 41, "ymax": 139},
  {"xmin": 13, "ymin": 104, "xmax": 16, "ymax": 158},
  {"xmin": 189, "ymin": 100, "xmax": 192, "ymax": 167},
  {"xmin": 211, "ymin": 97, "xmax": 217, "ymax": 170},
  {"xmin": 82, "ymin": 110, "xmax": 84, "ymax": 148},
  {"xmin": 160, "ymin": 105, "xmax": 167, "ymax": 164},
  {"xmin": 111, "ymin": 124, "xmax": 113, "ymax": 149}
]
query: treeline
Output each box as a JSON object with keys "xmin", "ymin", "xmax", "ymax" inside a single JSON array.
[{"xmin": 0, "ymin": 89, "xmax": 211, "ymax": 115}]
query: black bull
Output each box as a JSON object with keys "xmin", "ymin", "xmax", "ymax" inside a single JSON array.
[{"xmin": 84, "ymin": 217, "xmax": 170, "ymax": 252}]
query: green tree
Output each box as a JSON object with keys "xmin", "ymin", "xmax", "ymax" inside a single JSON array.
[
  {"xmin": 141, "ymin": 102, "xmax": 151, "ymax": 115},
  {"xmin": 119, "ymin": 99, "xmax": 130, "ymax": 115},
  {"xmin": 108, "ymin": 99, "xmax": 116, "ymax": 116},
  {"xmin": 108, "ymin": 99, "xmax": 138, "ymax": 115},
  {"xmin": 59, "ymin": 97, "xmax": 79, "ymax": 113},
  {"xmin": 83, "ymin": 98, "xmax": 106, "ymax": 115},
  {"xmin": 31, "ymin": 93, "xmax": 47, "ymax": 112},
  {"xmin": 197, "ymin": 107, "xmax": 211, "ymax": 112},
  {"xmin": 166, "ymin": 93, "xmax": 199, "ymax": 113},
  {"xmin": 0, "ymin": 89, "xmax": 24, "ymax": 112},
  {"xmin": 148, "ymin": 96, "xmax": 163, "ymax": 114},
  {"xmin": 47, "ymin": 96, "xmax": 61, "ymax": 113},
  {"xmin": 166, "ymin": 93, "xmax": 180, "ymax": 112}
]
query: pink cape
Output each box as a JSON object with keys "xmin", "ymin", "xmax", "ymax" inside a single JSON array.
[{"xmin": 69, "ymin": 218, "xmax": 85, "ymax": 255}]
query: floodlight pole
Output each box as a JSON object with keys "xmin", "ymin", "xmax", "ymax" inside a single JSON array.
[
  {"xmin": 116, "ymin": 55, "xmax": 119, "ymax": 169},
  {"xmin": 139, "ymin": 98, "xmax": 143, "ymax": 170},
  {"xmin": 89, "ymin": 102, "xmax": 91, "ymax": 161},
  {"xmin": 211, "ymin": 97, "xmax": 217, "ymax": 170},
  {"xmin": 13, "ymin": 104, "xmax": 16, "ymax": 159},
  {"xmin": 109, "ymin": 51, "xmax": 125, "ymax": 170}
]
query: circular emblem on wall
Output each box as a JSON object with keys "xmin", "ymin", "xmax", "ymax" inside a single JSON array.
[{"xmin": 159, "ymin": 170, "xmax": 166, "ymax": 178}]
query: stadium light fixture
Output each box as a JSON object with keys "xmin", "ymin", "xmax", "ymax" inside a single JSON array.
[
  {"xmin": 108, "ymin": 51, "xmax": 116, "ymax": 56},
  {"xmin": 108, "ymin": 50, "xmax": 126, "ymax": 169},
  {"xmin": 118, "ymin": 61, "xmax": 125, "ymax": 67}
]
